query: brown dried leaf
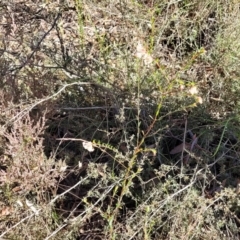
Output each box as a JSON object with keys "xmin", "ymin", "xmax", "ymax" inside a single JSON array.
[
  {"xmin": 0, "ymin": 206, "xmax": 12, "ymax": 216},
  {"xmin": 170, "ymin": 142, "xmax": 191, "ymax": 155}
]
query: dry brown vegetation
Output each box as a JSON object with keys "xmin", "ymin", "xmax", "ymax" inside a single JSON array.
[{"xmin": 1, "ymin": 0, "xmax": 240, "ymax": 239}]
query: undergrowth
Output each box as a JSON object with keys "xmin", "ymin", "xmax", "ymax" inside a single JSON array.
[{"xmin": 1, "ymin": 0, "xmax": 240, "ymax": 239}]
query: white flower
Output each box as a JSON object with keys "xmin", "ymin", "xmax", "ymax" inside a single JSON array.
[
  {"xmin": 16, "ymin": 200, "xmax": 23, "ymax": 207},
  {"xmin": 82, "ymin": 141, "xmax": 95, "ymax": 152},
  {"xmin": 135, "ymin": 42, "xmax": 153, "ymax": 66},
  {"xmin": 26, "ymin": 199, "xmax": 40, "ymax": 215},
  {"xmin": 197, "ymin": 96, "xmax": 203, "ymax": 104},
  {"xmin": 189, "ymin": 86, "xmax": 198, "ymax": 95}
]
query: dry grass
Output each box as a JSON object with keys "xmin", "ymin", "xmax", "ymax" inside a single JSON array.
[{"xmin": 1, "ymin": 0, "xmax": 240, "ymax": 239}]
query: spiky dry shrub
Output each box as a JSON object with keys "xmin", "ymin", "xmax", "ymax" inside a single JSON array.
[{"xmin": 0, "ymin": 99, "xmax": 68, "ymax": 238}]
